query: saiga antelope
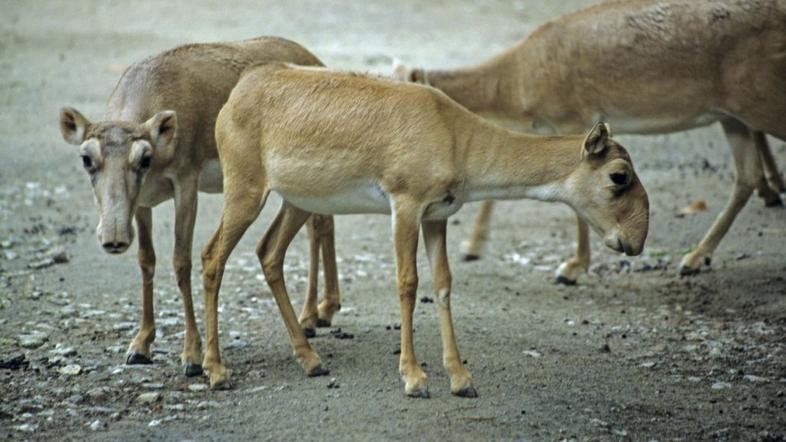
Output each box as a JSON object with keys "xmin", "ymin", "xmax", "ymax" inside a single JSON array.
[
  {"xmin": 394, "ymin": 0, "xmax": 786, "ymax": 283},
  {"xmin": 58, "ymin": 37, "xmax": 340, "ymax": 378},
  {"xmin": 201, "ymin": 63, "xmax": 649, "ymax": 395}
]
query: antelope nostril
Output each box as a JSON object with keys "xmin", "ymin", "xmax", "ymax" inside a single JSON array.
[{"xmin": 102, "ymin": 241, "xmax": 129, "ymax": 254}]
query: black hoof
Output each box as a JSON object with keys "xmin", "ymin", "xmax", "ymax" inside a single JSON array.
[
  {"xmin": 764, "ymin": 197, "xmax": 783, "ymax": 207},
  {"xmin": 678, "ymin": 265, "xmax": 700, "ymax": 276},
  {"xmin": 302, "ymin": 328, "xmax": 316, "ymax": 338},
  {"xmin": 462, "ymin": 254, "xmax": 481, "ymax": 262},
  {"xmin": 316, "ymin": 318, "xmax": 332, "ymax": 328},
  {"xmin": 454, "ymin": 386, "xmax": 479, "ymax": 398},
  {"xmin": 554, "ymin": 275, "xmax": 577, "ymax": 286},
  {"xmin": 126, "ymin": 352, "xmax": 153, "ymax": 365},
  {"xmin": 308, "ymin": 365, "xmax": 330, "ymax": 377},
  {"xmin": 407, "ymin": 387, "xmax": 430, "ymax": 399},
  {"xmin": 184, "ymin": 363, "xmax": 203, "ymax": 377}
]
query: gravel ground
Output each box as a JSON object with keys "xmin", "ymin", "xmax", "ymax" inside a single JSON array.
[{"xmin": 1, "ymin": 1, "xmax": 785, "ymax": 441}]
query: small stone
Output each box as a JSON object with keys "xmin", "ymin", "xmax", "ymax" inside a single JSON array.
[
  {"xmin": 419, "ymin": 296, "xmax": 433, "ymax": 303},
  {"xmin": 612, "ymin": 428, "xmax": 628, "ymax": 437},
  {"xmin": 88, "ymin": 419, "xmax": 104, "ymax": 431},
  {"xmin": 142, "ymin": 382, "xmax": 165, "ymax": 390},
  {"xmin": 330, "ymin": 328, "xmax": 354, "ymax": 340},
  {"xmin": 49, "ymin": 248, "xmax": 69, "ymax": 264},
  {"xmin": 50, "ymin": 345, "xmax": 77, "ymax": 357},
  {"xmin": 4, "ymin": 250, "xmax": 18, "ymax": 260},
  {"xmin": 135, "ymin": 392, "xmax": 161, "ymax": 404},
  {"xmin": 148, "ymin": 419, "xmax": 161, "ymax": 427},
  {"xmin": 639, "ymin": 361, "xmax": 657, "ymax": 369},
  {"xmin": 59, "ymin": 364, "xmax": 82, "ymax": 376},
  {"xmin": 590, "ymin": 418, "xmax": 610, "ymax": 429},
  {"xmin": 87, "ymin": 387, "xmax": 108, "ymax": 402},
  {"xmin": 18, "ymin": 332, "xmax": 48, "ymax": 349},
  {"xmin": 327, "ymin": 378, "xmax": 339, "ymax": 389},
  {"xmin": 28, "ymin": 258, "xmax": 55, "ymax": 270},
  {"xmin": 600, "ymin": 343, "xmax": 611, "ymax": 353},
  {"xmin": 188, "ymin": 383, "xmax": 209, "ymax": 392},
  {"xmin": 711, "ymin": 381, "xmax": 732, "ymax": 390},
  {"xmin": 0, "ymin": 353, "xmax": 28, "ymax": 370},
  {"xmin": 743, "ymin": 375, "xmax": 768, "ymax": 383},
  {"xmin": 522, "ymin": 349, "xmax": 542, "ymax": 358},
  {"xmin": 16, "ymin": 423, "xmax": 38, "ymax": 433}
]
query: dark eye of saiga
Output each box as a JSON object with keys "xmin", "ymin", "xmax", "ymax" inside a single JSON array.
[
  {"xmin": 610, "ymin": 172, "xmax": 628, "ymax": 186},
  {"xmin": 81, "ymin": 155, "xmax": 93, "ymax": 170}
]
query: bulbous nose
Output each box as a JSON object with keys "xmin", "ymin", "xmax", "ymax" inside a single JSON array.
[
  {"xmin": 603, "ymin": 232, "xmax": 642, "ymax": 256},
  {"xmin": 102, "ymin": 241, "xmax": 129, "ymax": 254}
]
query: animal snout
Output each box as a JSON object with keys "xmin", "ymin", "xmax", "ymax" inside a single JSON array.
[
  {"xmin": 603, "ymin": 232, "xmax": 642, "ymax": 257},
  {"xmin": 102, "ymin": 241, "xmax": 129, "ymax": 254}
]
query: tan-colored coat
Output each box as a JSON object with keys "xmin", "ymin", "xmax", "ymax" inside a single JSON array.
[
  {"xmin": 58, "ymin": 37, "xmax": 340, "ymax": 377},
  {"xmin": 201, "ymin": 64, "xmax": 649, "ymax": 394},
  {"xmin": 395, "ymin": 0, "xmax": 786, "ymax": 280}
]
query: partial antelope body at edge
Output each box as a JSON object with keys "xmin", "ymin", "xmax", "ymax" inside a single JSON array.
[
  {"xmin": 201, "ymin": 63, "xmax": 649, "ymax": 395},
  {"xmin": 394, "ymin": 0, "xmax": 786, "ymax": 282},
  {"xmin": 57, "ymin": 37, "xmax": 342, "ymax": 381}
]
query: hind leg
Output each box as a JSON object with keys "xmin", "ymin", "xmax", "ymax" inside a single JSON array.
[
  {"xmin": 314, "ymin": 215, "xmax": 341, "ymax": 327},
  {"xmin": 754, "ymin": 132, "xmax": 784, "ymax": 206},
  {"xmin": 201, "ymin": 187, "xmax": 266, "ymax": 388},
  {"xmin": 258, "ymin": 202, "xmax": 328, "ymax": 377},
  {"xmin": 679, "ymin": 119, "xmax": 763, "ymax": 274},
  {"xmin": 298, "ymin": 216, "xmax": 322, "ymax": 337},
  {"xmin": 461, "ymin": 200, "xmax": 494, "ymax": 260}
]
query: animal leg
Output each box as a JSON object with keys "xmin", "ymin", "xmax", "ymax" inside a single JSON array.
[
  {"xmin": 422, "ymin": 219, "xmax": 476, "ymax": 397},
  {"xmin": 461, "ymin": 200, "xmax": 494, "ymax": 261},
  {"xmin": 127, "ymin": 207, "xmax": 156, "ymax": 365},
  {"xmin": 258, "ymin": 202, "xmax": 328, "ymax": 377},
  {"xmin": 555, "ymin": 215, "xmax": 591, "ymax": 285},
  {"xmin": 679, "ymin": 119, "xmax": 762, "ymax": 274}
]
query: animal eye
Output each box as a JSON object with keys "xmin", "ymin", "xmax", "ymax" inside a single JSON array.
[
  {"xmin": 610, "ymin": 172, "xmax": 628, "ymax": 186},
  {"xmin": 81, "ymin": 155, "xmax": 93, "ymax": 170},
  {"xmin": 139, "ymin": 155, "xmax": 152, "ymax": 170}
]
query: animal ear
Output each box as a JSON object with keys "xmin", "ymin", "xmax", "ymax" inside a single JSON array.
[
  {"xmin": 59, "ymin": 107, "xmax": 91, "ymax": 145},
  {"xmin": 144, "ymin": 110, "xmax": 177, "ymax": 150},
  {"xmin": 391, "ymin": 60, "xmax": 426, "ymax": 84},
  {"xmin": 583, "ymin": 121, "xmax": 612, "ymax": 156}
]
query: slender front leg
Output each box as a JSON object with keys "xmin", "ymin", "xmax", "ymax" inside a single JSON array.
[
  {"xmin": 173, "ymin": 179, "xmax": 203, "ymax": 376},
  {"xmin": 393, "ymin": 200, "xmax": 428, "ymax": 397},
  {"xmin": 258, "ymin": 202, "xmax": 328, "ymax": 377},
  {"xmin": 680, "ymin": 119, "xmax": 763, "ymax": 274},
  {"xmin": 298, "ymin": 216, "xmax": 322, "ymax": 337},
  {"xmin": 422, "ymin": 220, "xmax": 476, "ymax": 398},
  {"xmin": 201, "ymin": 188, "xmax": 265, "ymax": 388},
  {"xmin": 461, "ymin": 200, "xmax": 494, "ymax": 260},
  {"xmin": 555, "ymin": 215, "xmax": 590, "ymax": 285},
  {"xmin": 127, "ymin": 206, "xmax": 156, "ymax": 365}
]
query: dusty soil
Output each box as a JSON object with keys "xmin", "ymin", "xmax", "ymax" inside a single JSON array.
[{"xmin": 1, "ymin": 1, "xmax": 785, "ymax": 441}]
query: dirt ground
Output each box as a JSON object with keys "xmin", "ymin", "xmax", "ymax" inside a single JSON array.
[{"xmin": 1, "ymin": 1, "xmax": 785, "ymax": 441}]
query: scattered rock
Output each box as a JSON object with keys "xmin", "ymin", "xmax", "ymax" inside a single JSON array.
[
  {"xmin": 743, "ymin": 375, "xmax": 768, "ymax": 383},
  {"xmin": 522, "ymin": 349, "xmax": 542, "ymax": 358},
  {"xmin": 28, "ymin": 257, "xmax": 55, "ymax": 270},
  {"xmin": 58, "ymin": 364, "xmax": 82, "ymax": 376},
  {"xmin": 599, "ymin": 343, "xmax": 611, "ymax": 353},
  {"xmin": 0, "ymin": 353, "xmax": 28, "ymax": 370},
  {"xmin": 49, "ymin": 247, "xmax": 69, "ymax": 264},
  {"xmin": 16, "ymin": 423, "xmax": 38, "ymax": 433},
  {"xmin": 148, "ymin": 419, "xmax": 161, "ymax": 427},
  {"xmin": 18, "ymin": 332, "xmax": 48, "ymax": 349},
  {"xmin": 711, "ymin": 381, "xmax": 732, "ymax": 390},
  {"xmin": 639, "ymin": 361, "xmax": 657, "ymax": 369},
  {"xmin": 135, "ymin": 392, "xmax": 161, "ymax": 404},
  {"xmin": 88, "ymin": 419, "xmax": 104, "ymax": 431},
  {"xmin": 419, "ymin": 296, "xmax": 433, "ymax": 303},
  {"xmin": 590, "ymin": 418, "xmax": 610, "ymax": 429},
  {"xmin": 327, "ymin": 378, "xmax": 339, "ymax": 389},
  {"xmin": 188, "ymin": 383, "xmax": 209, "ymax": 392},
  {"xmin": 142, "ymin": 382, "xmax": 165, "ymax": 390}
]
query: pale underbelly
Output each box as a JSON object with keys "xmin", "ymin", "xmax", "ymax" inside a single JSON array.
[
  {"xmin": 599, "ymin": 111, "xmax": 724, "ymax": 135},
  {"xmin": 277, "ymin": 182, "xmax": 464, "ymax": 220}
]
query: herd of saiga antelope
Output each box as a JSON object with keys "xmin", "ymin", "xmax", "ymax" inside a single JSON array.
[{"xmin": 57, "ymin": 0, "xmax": 785, "ymax": 398}]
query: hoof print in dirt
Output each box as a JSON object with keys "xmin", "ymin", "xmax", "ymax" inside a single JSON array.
[
  {"xmin": 183, "ymin": 363, "xmax": 203, "ymax": 377},
  {"xmin": 126, "ymin": 352, "xmax": 153, "ymax": 365}
]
